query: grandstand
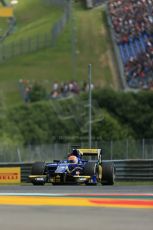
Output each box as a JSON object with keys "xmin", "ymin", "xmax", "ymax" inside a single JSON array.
[{"xmin": 108, "ymin": 0, "xmax": 153, "ymax": 89}]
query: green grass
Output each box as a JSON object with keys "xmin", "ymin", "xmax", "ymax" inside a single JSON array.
[
  {"xmin": 0, "ymin": 181, "xmax": 153, "ymax": 186},
  {"xmin": 3, "ymin": 0, "xmax": 63, "ymax": 44},
  {"xmin": 115, "ymin": 181, "xmax": 153, "ymax": 186},
  {"xmin": 0, "ymin": 3, "xmax": 121, "ymax": 106}
]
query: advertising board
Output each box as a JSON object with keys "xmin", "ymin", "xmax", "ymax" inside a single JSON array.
[{"xmin": 0, "ymin": 167, "xmax": 21, "ymax": 184}]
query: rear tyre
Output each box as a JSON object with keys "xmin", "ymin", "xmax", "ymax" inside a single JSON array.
[
  {"xmin": 31, "ymin": 161, "xmax": 46, "ymax": 185},
  {"xmin": 101, "ymin": 161, "xmax": 115, "ymax": 185}
]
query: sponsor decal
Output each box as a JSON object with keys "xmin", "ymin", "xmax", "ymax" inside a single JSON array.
[
  {"xmin": 35, "ymin": 178, "xmax": 44, "ymax": 181},
  {"xmin": 0, "ymin": 167, "xmax": 21, "ymax": 184}
]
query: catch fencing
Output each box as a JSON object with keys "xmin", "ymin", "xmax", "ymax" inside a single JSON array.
[
  {"xmin": 0, "ymin": 139, "xmax": 153, "ymax": 163},
  {"xmin": 85, "ymin": 0, "xmax": 106, "ymax": 8},
  {"xmin": 0, "ymin": 0, "xmax": 70, "ymax": 62},
  {"xmin": 44, "ymin": 0, "xmax": 67, "ymax": 7}
]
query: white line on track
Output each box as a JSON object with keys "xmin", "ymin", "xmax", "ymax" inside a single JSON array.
[{"xmin": 0, "ymin": 193, "xmax": 153, "ymax": 196}]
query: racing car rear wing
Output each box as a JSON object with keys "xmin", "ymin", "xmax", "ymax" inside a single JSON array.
[
  {"xmin": 77, "ymin": 148, "xmax": 102, "ymax": 162},
  {"xmin": 77, "ymin": 148, "xmax": 102, "ymax": 161},
  {"xmin": 77, "ymin": 148, "xmax": 101, "ymax": 155}
]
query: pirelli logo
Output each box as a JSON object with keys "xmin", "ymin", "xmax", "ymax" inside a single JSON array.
[{"xmin": 0, "ymin": 167, "xmax": 21, "ymax": 184}]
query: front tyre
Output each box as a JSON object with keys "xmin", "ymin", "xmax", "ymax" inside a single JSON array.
[
  {"xmin": 84, "ymin": 162, "xmax": 98, "ymax": 185},
  {"xmin": 30, "ymin": 161, "xmax": 46, "ymax": 185}
]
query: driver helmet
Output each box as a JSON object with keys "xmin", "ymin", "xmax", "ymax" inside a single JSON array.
[
  {"xmin": 68, "ymin": 155, "xmax": 78, "ymax": 164},
  {"xmin": 72, "ymin": 149, "xmax": 79, "ymax": 156}
]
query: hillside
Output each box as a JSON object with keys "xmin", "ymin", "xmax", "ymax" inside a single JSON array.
[{"xmin": 0, "ymin": 1, "xmax": 121, "ymax": 106}]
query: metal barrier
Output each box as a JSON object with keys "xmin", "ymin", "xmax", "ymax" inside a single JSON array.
[
  {"xmin": 114, "ymin": 160, "xmax": 153, "ymax": 181},
  {"xmin": 0, "ymin": 160, "xmax": 153, "ymax": 182}
]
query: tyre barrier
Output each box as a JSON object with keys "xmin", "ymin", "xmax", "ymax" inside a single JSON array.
[{"xmin": 0, "ymin": 160, "xmax": 153, "ymax": 182}]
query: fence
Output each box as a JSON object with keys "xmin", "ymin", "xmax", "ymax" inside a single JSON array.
[
  {"xmin": 0, "ymin": 0, "xmax": 16, "ymax": 42},
  {"xmin": 85, "ymin": 0, "xmax": 106, "ymax": 8},
  {"xmin": 0, "ymin": 0, "xmax": 70, "ymax": 62},
  {"xmin": 44, "ymin": 0, "xmax": 67, "ymax": 7},
  {"xmin": 0, "ymin": 139, "xmax": 153, "ymax": 163},
  {"xmin": 0, "ymin": 159, "xmax": 153, "ymax": 182}
]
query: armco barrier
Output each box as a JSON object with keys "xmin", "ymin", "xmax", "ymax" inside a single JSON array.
[
  {"xmin": 114, "ymin": 160, "xmax": 153, "ymax": 181},
  {"xmin": 0, "ymin": 160, "xmax": 153, "ymax": 182}
]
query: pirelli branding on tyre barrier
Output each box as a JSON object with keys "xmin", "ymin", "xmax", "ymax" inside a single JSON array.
[{"xmin": 0, "ymin": 167, "xmax": 21, "ymax": 184}]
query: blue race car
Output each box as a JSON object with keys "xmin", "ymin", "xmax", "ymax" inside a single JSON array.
[{"xmin": 29, "ymin": 148, "xmax": 115, "ymax": 185}]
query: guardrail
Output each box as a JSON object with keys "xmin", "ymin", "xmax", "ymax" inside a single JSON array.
[
  {"xmin": 114, "ymin": 160, "xmax": 153, "ymax": 181},
  {"xmin": 0, "ymin": 160, "xmax": 153, "ymax": 182}
]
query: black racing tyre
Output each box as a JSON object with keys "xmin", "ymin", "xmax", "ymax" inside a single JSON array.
[
  {"xmin": 32, "ymin": 181, "xmax": 45, "ymax": 186},
  {"xmin": 31, "ymin": 161, "xmax": 46, "ymax": 175},
  {"xmin": 31, "ymin": 161, "xmax": 46, "ymax": 185},
  {"xmin": 84, "ymin": 162, "xmax": 99, "ymax": 185},
  {"xmin": 84, "ymin": 162, "xmax": 102, "ymax": 180},
  {"xmin": 84, "ymin": 162, "xmax": 97, "ymax": 176},
  {"xmin": 101, "ymin": 161, "xmax": 115, "ymax": 185}
]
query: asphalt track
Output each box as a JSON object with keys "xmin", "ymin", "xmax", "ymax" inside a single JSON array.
[
  {"xmin": 0, "ymin": 184, "xmax": 152, "ymax": 193},
  {"xmin": 0, "ymin": 185, "xmax": 153, "ymax": 230}
]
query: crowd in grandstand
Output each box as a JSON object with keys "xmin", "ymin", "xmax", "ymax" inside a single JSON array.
[{"xmin": 108, "ymin": 0, "xmax": 153, "ymax": 89}]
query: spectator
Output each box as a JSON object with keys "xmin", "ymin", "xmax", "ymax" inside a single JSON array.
[{"xmin": 108, "ymin": 0, "xmax": 153, "ymax": 89}]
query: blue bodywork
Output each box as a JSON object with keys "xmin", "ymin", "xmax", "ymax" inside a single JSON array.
[
  {"xmin": 44, "ymin": 159, "xmax": 98, "ymax": 185},
  {"xmin": 29, "ymin": 148, "xmax": 104, "ymax": 185}
]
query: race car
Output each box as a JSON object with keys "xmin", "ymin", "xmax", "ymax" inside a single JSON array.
[{"xmin": 28, "ymin": 148, "xmax": 115, "ymax": 185}]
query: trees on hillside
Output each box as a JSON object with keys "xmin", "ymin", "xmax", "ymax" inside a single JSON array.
[{"xmin": 0, "ymin": 89, "xmax": 153, "ymax": 145}]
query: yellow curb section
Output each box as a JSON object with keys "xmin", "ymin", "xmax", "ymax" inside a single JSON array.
[
  {"xmin": 0, "ymin": 197, "xmax": 91, "ymax": 206},
  {"xmin": 0, "ymin": 196, "xmax": 153, "ymax": 209}
]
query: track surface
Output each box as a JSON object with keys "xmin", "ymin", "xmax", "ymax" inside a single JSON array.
[
  {"xmin": 0, "ymin": 185, "xmax": 153, "ymax": 230},
  {"xmin": 0, "ymin": 184, "xmax": 152, "ymax": 193}
]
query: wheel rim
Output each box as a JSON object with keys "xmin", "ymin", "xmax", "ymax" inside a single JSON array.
[{"xmin": 96, "ymin": 164, "xmax": 102, "ymax": 181}]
